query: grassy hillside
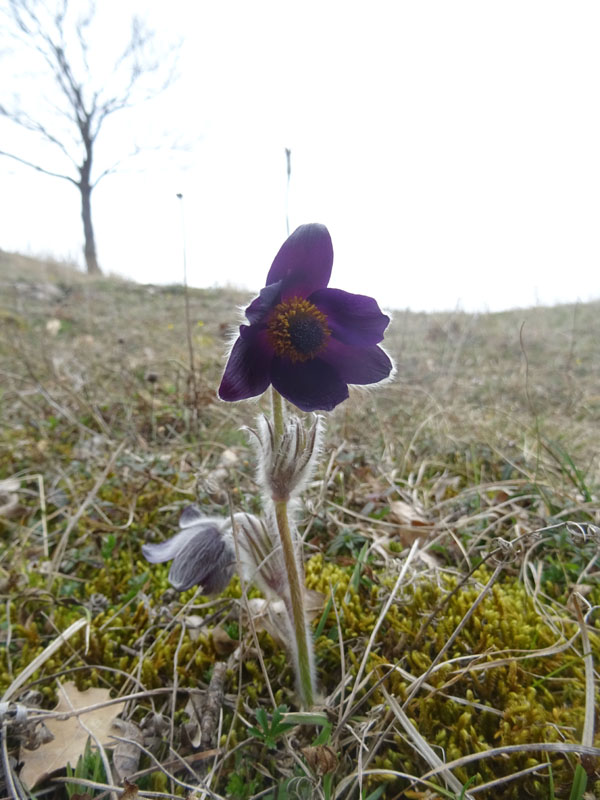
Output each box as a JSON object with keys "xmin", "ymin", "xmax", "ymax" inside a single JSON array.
[{"xmin": 1, "ymin": 250, "xmax": 599, "ymax": 799}]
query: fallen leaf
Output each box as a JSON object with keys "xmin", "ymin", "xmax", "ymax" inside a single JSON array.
[
  {"xmin": 211, "ymin": 625, "xmax": 237, "ymax": 656},
  {"xmin": 184, "ymin": 692, "xmax": 204, "ymax": 749},
  {"xmin": 301, "ymin": 744, "xmax": 338, "ymax": 774},
  {"xmin": 20, "ymin": 681, "xmax": 125, "ymax": 789},
  {"xmin": 111, "ymin": 719, "xmax": 143, "ymax": 782},
  {"xmin": 244, "ymin": 590, "xmax": 325, "ymax": 646},
  {"xmin": 389, "ymin": 500, "xmax": 433, "ymax": 545},
  {"xmin": 244, "ymin": 598, "xmax": 289, "ymax": 645},
  {"xmin": 119, "ymin": 778, "xmax": 139, "ymax": 799}
]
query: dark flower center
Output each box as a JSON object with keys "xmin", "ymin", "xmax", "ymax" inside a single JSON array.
[{"xmin": 267, "ymin": 297, "xmax": 331, "ymax": 363}]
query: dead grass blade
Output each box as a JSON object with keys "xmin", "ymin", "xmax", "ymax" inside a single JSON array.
[
  {"xmin": 381, "ymin": 684, "xmax": 472, "ymax": 799},
  {"xmin": 47, "ymin": 440, "xmax": 126, "ymax": 586},
  {"xmin": 1, "ymin": 617, "xmax": 89, "ymax": 703},
  {"xmin": 341, "ymin": 538, "xmax": 420, "ymax": 723}
]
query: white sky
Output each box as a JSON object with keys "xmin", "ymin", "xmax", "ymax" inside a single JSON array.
[{"xmin": 1, "ymin": 0, "xmax": 599, "ymax": 312}]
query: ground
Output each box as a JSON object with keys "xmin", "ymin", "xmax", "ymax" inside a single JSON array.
[{"xmin": 0, "ymin": 249, "xmax": 599, "ymax": 799}]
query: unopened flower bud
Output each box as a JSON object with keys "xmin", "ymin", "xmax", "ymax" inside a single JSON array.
[
  {"xmin": 231, "ymin": 511, "xmax": 289, "ymax": 599},
  {"xmin": 249, "ymin": 414, "xmax": 324, "ymax": 501}
]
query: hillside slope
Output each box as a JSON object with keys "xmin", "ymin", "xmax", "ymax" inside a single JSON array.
[{"xmin": 1, "ymin": 251, "xmax": 599, "ymax": 799}]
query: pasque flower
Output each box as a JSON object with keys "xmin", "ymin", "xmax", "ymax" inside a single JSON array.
[
  {"xmin": 142, "ymin": 507, "xmax": 235, "ymax": 593},
  {"xmin": 142, "ymin": 505, "xmax": 290, "ymax": 601},
  {"xmin": 142, "ymin": 504, "xmax": 314, "ymax": 700},
  {"xmin": 218, "ymin": 223, "xmax": 392, "ymax": 412},
  {"xmin": 145, "ymin": 222, "xmax": 393, "ymax": 709}
]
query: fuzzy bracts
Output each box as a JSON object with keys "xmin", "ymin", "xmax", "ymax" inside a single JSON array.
[{"xmin": 247, "ymin": 413, "xmax": 324, "ymax": 502}]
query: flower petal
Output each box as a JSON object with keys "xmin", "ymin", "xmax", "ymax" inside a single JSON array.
[
  {"xmin": 169, "ymin": 525, "xmax": 234, "ymax": 593},
  {"xmin": 179, "ymin": 505, "xmax": 216, "ymax": 528},
  {"xmin": 142, "ymin": 526, "xmax": 199, "ymax": 564},
  {"xmin": 310, "ymin": 288, "xmax": 390, "ymax": 346},
  {"xmin": 218, "ymin": 328, "xmax": 272, "ymax": 401},
  {"xmin": 245, "ymin": 281, "xmax": 282, "ymax": 325},
  {"xmin": 271, "ymin": 356, "xmax": 349, "ymax": 412},
  {"xmin": 265, "ymin": 224, "xmax": 333, "ymax": 300},
  {"xmin": 320, "ymin": 339, "xmax": 393, "ymax": 385}
]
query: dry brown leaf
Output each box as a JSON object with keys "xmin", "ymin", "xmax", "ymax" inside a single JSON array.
[
  {"xmin": 184, "ymin": 692, "xmax": 204, "ymax": 749},
  {"xmin": 301, "ymin": 744, "xmax": 338, "ymax": 774},
  {"xmin": 211, "ymin": 624, "xmax": 238, "ymax": 656},
  {"xmin": 389, "ymin": 500, "xmax": 433, "ymax": 546},
  {"xmin": 305, "ymin": 588, "xmax": 327, "ymax": 615},
  {"xmin": 20, "ymin": 680, "xmax": 125, "ymax": 789},
  {"xmin": 111, "ymin": 719, "xmax": 143, "ymax": 782},
  {"xmin": 119, "ymin": 778, "xmax": 139, "ymax": 799},
  {"xmin": 244, "ymin": 590, "xmax": 325, "ymax": 646},
  {"xmin": 244, "ymin": 598, "xmax": 289, "ymax": 645}
]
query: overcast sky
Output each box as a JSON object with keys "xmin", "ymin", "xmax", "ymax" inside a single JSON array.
[{"xmin": 1, "ymin": 1, "xmax": 599, "ymax": 312}]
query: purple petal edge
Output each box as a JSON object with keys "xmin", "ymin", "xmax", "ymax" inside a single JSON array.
[
  {"xmin": 168, "ymin": 526, "xmax": 234, "ymax": 593},
  {"xmin": 310, "ymin": 288, "xmax": 390, "ymax": 346},
  {"xmin": 265, "ymin": 224, "xmax": 333, "ymax": 300},
  {"xmin": 321, "ymin": 340, "xmax": 393, "ymax": 385},
  {"xmin": 271, "ymin": 356, "xmax": 349, "ymax": 412},
  {"xmin": 218, "ymin": 329, "xmax": 272, "ymax": 402},
  {"xmin": 142, "ymin": 526, "xmax": 199, "ymax": 563}
]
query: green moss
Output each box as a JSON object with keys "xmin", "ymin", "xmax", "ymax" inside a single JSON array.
[{"xmin": 2, "ymin": 513, "xmax": 597, "ymax": 799}]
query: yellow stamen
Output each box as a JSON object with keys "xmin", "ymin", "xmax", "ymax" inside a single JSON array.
[{"xmin": 267, "ymin": 297, "xmax": 331, "ymax": 363}]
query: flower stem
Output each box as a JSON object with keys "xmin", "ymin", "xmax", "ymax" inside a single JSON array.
[
  {"xmin": 273, "ymin": 498, "xmax": 314, "ymax": 708},
  {"xmin": 271, "ymin": 387, "xmax": 284, "ymax": 438},
  {"xmin": 270, "ymin": 387, "xmax": 314, "ymax": 706}
]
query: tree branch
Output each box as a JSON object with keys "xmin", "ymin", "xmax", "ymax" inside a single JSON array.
[
  {"xmin": 0, "ymin": 104, "xmax": 79, "ymax": 165},
  {"xmin": 0, "ymin": 149, "xmax": 78, "ymax": 184}
]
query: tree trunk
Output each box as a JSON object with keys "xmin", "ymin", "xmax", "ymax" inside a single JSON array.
[
  {"xmin": 79, "ymin": 145, "xmax": 101, "ymax": 275},
  {"xmin": 80, "ymin": 180, "xmax": 101, "ymax": 274}
]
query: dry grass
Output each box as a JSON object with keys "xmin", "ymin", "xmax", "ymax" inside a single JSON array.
[{"xmin": 0, "ymin": 250, "xmax": 599, "ymax": 799}]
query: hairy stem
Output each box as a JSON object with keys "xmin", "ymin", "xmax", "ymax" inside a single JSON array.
[
  {"xmin": 273, "ymin": 498, "xmax": 314, "ymax": 707},
  {"xmin": 270, "ymin": 387, "xmax": 314, "ymax": 705},
  {"xmin": 271, "ymin": 386, "xmax": 284, "ymax": 438}
]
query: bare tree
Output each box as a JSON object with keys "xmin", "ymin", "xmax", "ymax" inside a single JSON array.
[{"xmin": 0, "ymin": 0, "xmax": 177, "ymax": 274}]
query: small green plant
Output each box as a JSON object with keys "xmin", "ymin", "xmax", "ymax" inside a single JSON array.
[
  {"xmin": 224, "ymin": 620, "xmax": 240, "ymax": 639},
  {"xmin": 227, "ymin": 772, "xmax": 260, "ymax": 800},
  {"xmin": 64, "ymin": 737, "xmax": 105, "ymax": 798},
  {"xmin": 101, "ymin": 533, "xmax": 117, "ymax": 560},
  {"xmin": 327, "ymin": 526, "xmax": 366, "ymax": 556},
  {"xmin": 568, "ymin": 763, "xmax": 588, "ymax": 800},
  {"xmin": 226, "ymin": 751, "xmax": 261, "ymax": 799},
  {"xmin": 248, "ymin": 704, "xmax": 296, "ymax": 749}
]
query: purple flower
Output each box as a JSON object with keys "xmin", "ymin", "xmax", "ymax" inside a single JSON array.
[
  {"xmin": 142, "ymin": 506, "xmax": 289, "ymax": 598},
  {"xmin": 142, "ymin": 506, "xmax": 235, "ymax": 593},
  {"xmin": 218, "ymin": 223, "xmax": 392, "ymax": 412}
]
